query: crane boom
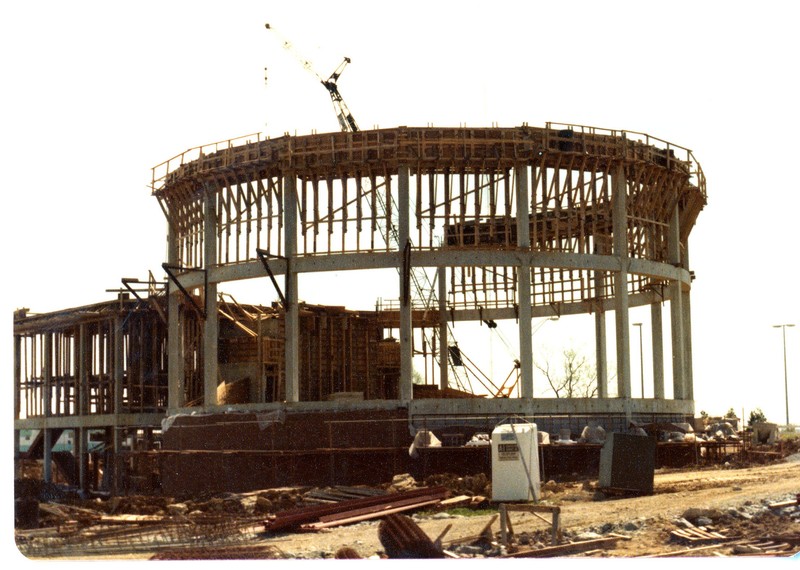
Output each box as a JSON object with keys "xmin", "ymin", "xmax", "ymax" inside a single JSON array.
[
  {"xmin": 265, "ymin": 23, "xmax": 358, "ymax": 132},
  {"xmin": 264, "ymin": 22, "xmax": 479, "ymax": 394}
]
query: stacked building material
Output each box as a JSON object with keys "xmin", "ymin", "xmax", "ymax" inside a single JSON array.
[{"xmin": 264, "ymin": 486, "xmax": 450, "ymax": 532}]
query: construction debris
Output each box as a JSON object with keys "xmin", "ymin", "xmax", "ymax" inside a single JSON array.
[
  {"xmin": 150, "ymin": 544, "xmax": 283, "ymax": 560},
  {"xmin": 502, "ymin": 535, "xmax": 626, "ymax": 558},
  {"xmin": 378, "ymin": 514, "xmax": 446, "ymax": 558},
  {"xmin": 334, "ymin": 547, "xmax": 363, "ymax": 559},
  {"xmin": 264, "ymin": 486, "xmax": 450, "ymax": 532}
]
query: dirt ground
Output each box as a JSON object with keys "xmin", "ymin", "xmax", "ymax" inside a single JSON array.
[
  {"xmin": 16, "ymin": 455, "xmax": 800, "ymax": 560},
  {"xmin": 264, "ymin": 460, "xmax": 800, "ymax": 558}
]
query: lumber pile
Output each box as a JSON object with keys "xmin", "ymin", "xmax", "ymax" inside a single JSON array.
[{"xmin": 264, "ymin": 486, "xmax": 451, "ymax": 532}]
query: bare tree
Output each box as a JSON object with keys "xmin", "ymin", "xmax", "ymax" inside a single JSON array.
[{"xmin": 535, "ymin": 348, "xmax": 598, "ymax": 398}]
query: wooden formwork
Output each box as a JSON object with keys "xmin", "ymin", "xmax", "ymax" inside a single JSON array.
[
  {"xmin": 219, "ymin": 303, "xmax": 400, "ymax": 403},
  {"xmin": 152, "ymin": 124, "xmax": 705, "ymax": 315}
]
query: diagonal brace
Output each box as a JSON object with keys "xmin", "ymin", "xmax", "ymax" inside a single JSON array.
[
  {"xmin": 162, "ymin": 263, "xmax": 206, "ymax": 318},
  {"xmin": 256, "ymin": 248, "xmax": 289, "ymax": 308}
]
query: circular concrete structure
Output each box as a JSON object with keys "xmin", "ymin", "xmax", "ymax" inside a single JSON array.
[{"xmin": 153, "ymin": 123, "xmax": 706, "ymax": 428}]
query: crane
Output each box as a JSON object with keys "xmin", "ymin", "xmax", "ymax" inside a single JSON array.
[
  {"xmin": 264, "ymin": 23, "xmax": 501, "ymax": 396},
  {"xmin": 265, "ymin": 23, "xmax": 358, "ymax": 133}
]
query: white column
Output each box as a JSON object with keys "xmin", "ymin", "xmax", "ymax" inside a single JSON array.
[
  {"xmin": 594, "ymin": 269, "xmax": 608, "ymax": 398},
  {"xmin": 398, "ymin": 165, "xmax": 413, "ymax": 401},
  {"xmin": 669, "ymin": 205, "xmax": 685, "ymax": 399},
  {"xmin": 612, "ymin": 166, "xmax": 631, "ymax": 405},
  {"xmin": 682, "ymin": 245, "xmax": 694, "ymax": 401},
  {"xmin": 284, "ymin": 174, "xmax": 300, "ymax": 402},
  {"xmin": 203, "ymin": 190, "xmax": 219, "ymax": 407},
  {"xmin": 651, "ymin": 302, "xmax": 665, "ymax": 399},
  {"xmin": 516, "ymin": 165, "xmax": 533, "ymax": 399}
]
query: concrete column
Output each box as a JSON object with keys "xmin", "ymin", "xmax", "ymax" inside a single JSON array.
[
  {"xmin": 14, "ymin": 333, "xmax": 21, "ymax": 475},
  {"xmin": 44, "ymin": 332, "xmax": 52, "ymax": 415},
  {"xmin": 438, "ymin": 265, "xmax": 448, "ymax": 391},
  {"xmin": 612, "ymin": 166, "xmax": 631, "ymax": 405},
  {"xmin": 113, "ymin": 316, "xmax": 124, "ymax": 413},
  {"xmin": 112, "ymin": 316, "xmax": 124, "ymax": 494},
  {"xmin": 79, "ymin": 323, "xmax": 87, "ymax": 415},
  {"xmin": 284, "ymin": 174, "xmax": 300, "ymax": 402},
  {"xmin": 682, "ymin": 245, "xmax": 694, "ymax": 401},
  {"xmin": 112, "ymin": 427, "xmax": 122, "ymax": 495},
  {"xmin": 203, "ymin": 191, "xmax": 219, "ymax": 408},
  {"xmin": 167, "ymin": 221, "xmax": 184, "ymax": 409},
  {"xmin": 669, "ymin": 205, "xmax": 685, "ymax": 399},
  {"xmin": 14, "ymin": 334, "xmax": 21, "ymax": 421},
  {"xmin": 594, "ymin": 268, "xmax": 608, "ymax": 398},
  {"xmin": 77, "ymin": 427, "xmax": 88, "ymax": 495},
  {"xmin": 398, "ymin": 165, "xmax": 413, "ymax": 401},
  {"xmin": 515, "ymin": 165, "xmax": 534, "ymax": 399},
  {"xmin": 651, "ymin": 302, "xmax": 665, "ymax": 399},
  {"xmin": 43, "ymin": 332, "xmax": 52, "ymax": 483},
  {"xmin": 43, "ymin": 428, "xmax": 52, "ymax": 484}
]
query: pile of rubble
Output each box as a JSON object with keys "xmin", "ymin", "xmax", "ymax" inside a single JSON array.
[{"xmin": 14, "ymin": 465, "xmax": 800, "ymax": 559}]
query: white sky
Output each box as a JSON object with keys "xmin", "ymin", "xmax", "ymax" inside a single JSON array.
[{"xmin": 2, "ymin": 1, "xmax": 799, "ymax": 428}]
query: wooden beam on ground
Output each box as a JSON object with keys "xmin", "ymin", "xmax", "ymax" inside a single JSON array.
[{"xmin": 502, "ymin": 536, "xmax": 624, "ymax": 558}]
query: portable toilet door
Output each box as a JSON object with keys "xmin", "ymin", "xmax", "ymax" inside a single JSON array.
[{"xmin": 490, "ymin": 422, "xmax": 540, "ymax": 502}]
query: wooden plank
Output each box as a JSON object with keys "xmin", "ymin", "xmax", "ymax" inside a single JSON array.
[
  {"xmin": 503, "ymin": 536, "xmax": 622, "ymax": 558},
  {"xmin": 305, "ymin": 498, "xmax": 443, "ymax": 529}
]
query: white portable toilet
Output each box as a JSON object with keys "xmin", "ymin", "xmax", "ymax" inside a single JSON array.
[{"xmin": 491, "ymin": 422, "xmax": 540, "ymax": 502}]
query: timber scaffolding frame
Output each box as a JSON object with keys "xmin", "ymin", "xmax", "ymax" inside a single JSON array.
[{"xmin": 150, "ymin": 122, "xmax": 705, "ymax": 412}]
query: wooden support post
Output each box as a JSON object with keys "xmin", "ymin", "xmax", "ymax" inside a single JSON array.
[{"xmin": 500, "ymin": 503, "xmax": 562, "ymax": 547}]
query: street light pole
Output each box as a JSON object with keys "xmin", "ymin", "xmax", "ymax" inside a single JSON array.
[
  {"xmin": 633, "ymin": 322, "xmax": 644, "ymax": 398},
  {"xmin": 773, "ymin": 323, "xmax": 795, "ymax": 426}
]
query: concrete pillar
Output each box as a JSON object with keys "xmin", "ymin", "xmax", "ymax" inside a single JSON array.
[
  {"xmin": 398, "ymin": 165, "xmax": 413, "ymax": 401},
  {"xmin": 14, "ymin": 334, "xmax": 21, "ymax": 421},
  {"xmin": 112, "ymin": 316, "xmax": 124, "ymax": 494},
  {"xmin": 438, "ymin": 265, "xmax": 448, "ymax": 391},
  {"xmin": 612, "ymin": 166, "xmax": 631, "ymax": 405},
  {"xmin": 167, "ymin": 221, "xmax": 184, "ymax": 409},
  {"xmin": 43, "ymin": 428, "xmax": 52, "ymax": 484},
  {"xmin": 77, "ymin": 427, "xmax": 88, "ymax": 495},
  {"xmin": 43, "ymin": 332, "xmax": 52, "ymax": 483},
  {"xmin": 79, "ymin": 323, "xmax": 87, "ymax": 415},
  {"xmin": 44, "ymin": 332, "xmax": 52, "ymax": 415},
  {"xmin": 515, "ymin": 165, "xmax": 534, "ymax": 399},
  {"xmin": 682, "ymin": 245, "xmax": 694, "ymax": 401},
  {"xmin": 651, "ymin": 302, "xmax": 665, "ymax": 399},
  {"xmin": 284, "ymin": 174, "xmax": 300, "ymax": 402},
  {"xmin": 669, "ymin": 205, "xmax": 685, "ymax": 399},
  {"xmin": 203, "ymin": 191, "xmax": 219, "ymax": 407},
  {"xmin": 594, "ymin": 268, "xmax": 608, "ymax": 398},
  {"xmin": 113, "ymin": 316, "xmax": 124, "ymax": 413}
]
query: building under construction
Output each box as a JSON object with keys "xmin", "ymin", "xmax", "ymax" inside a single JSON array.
[{"xmin": 13, "ymin": 123, "xmax": 707, "ymax": 496}]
